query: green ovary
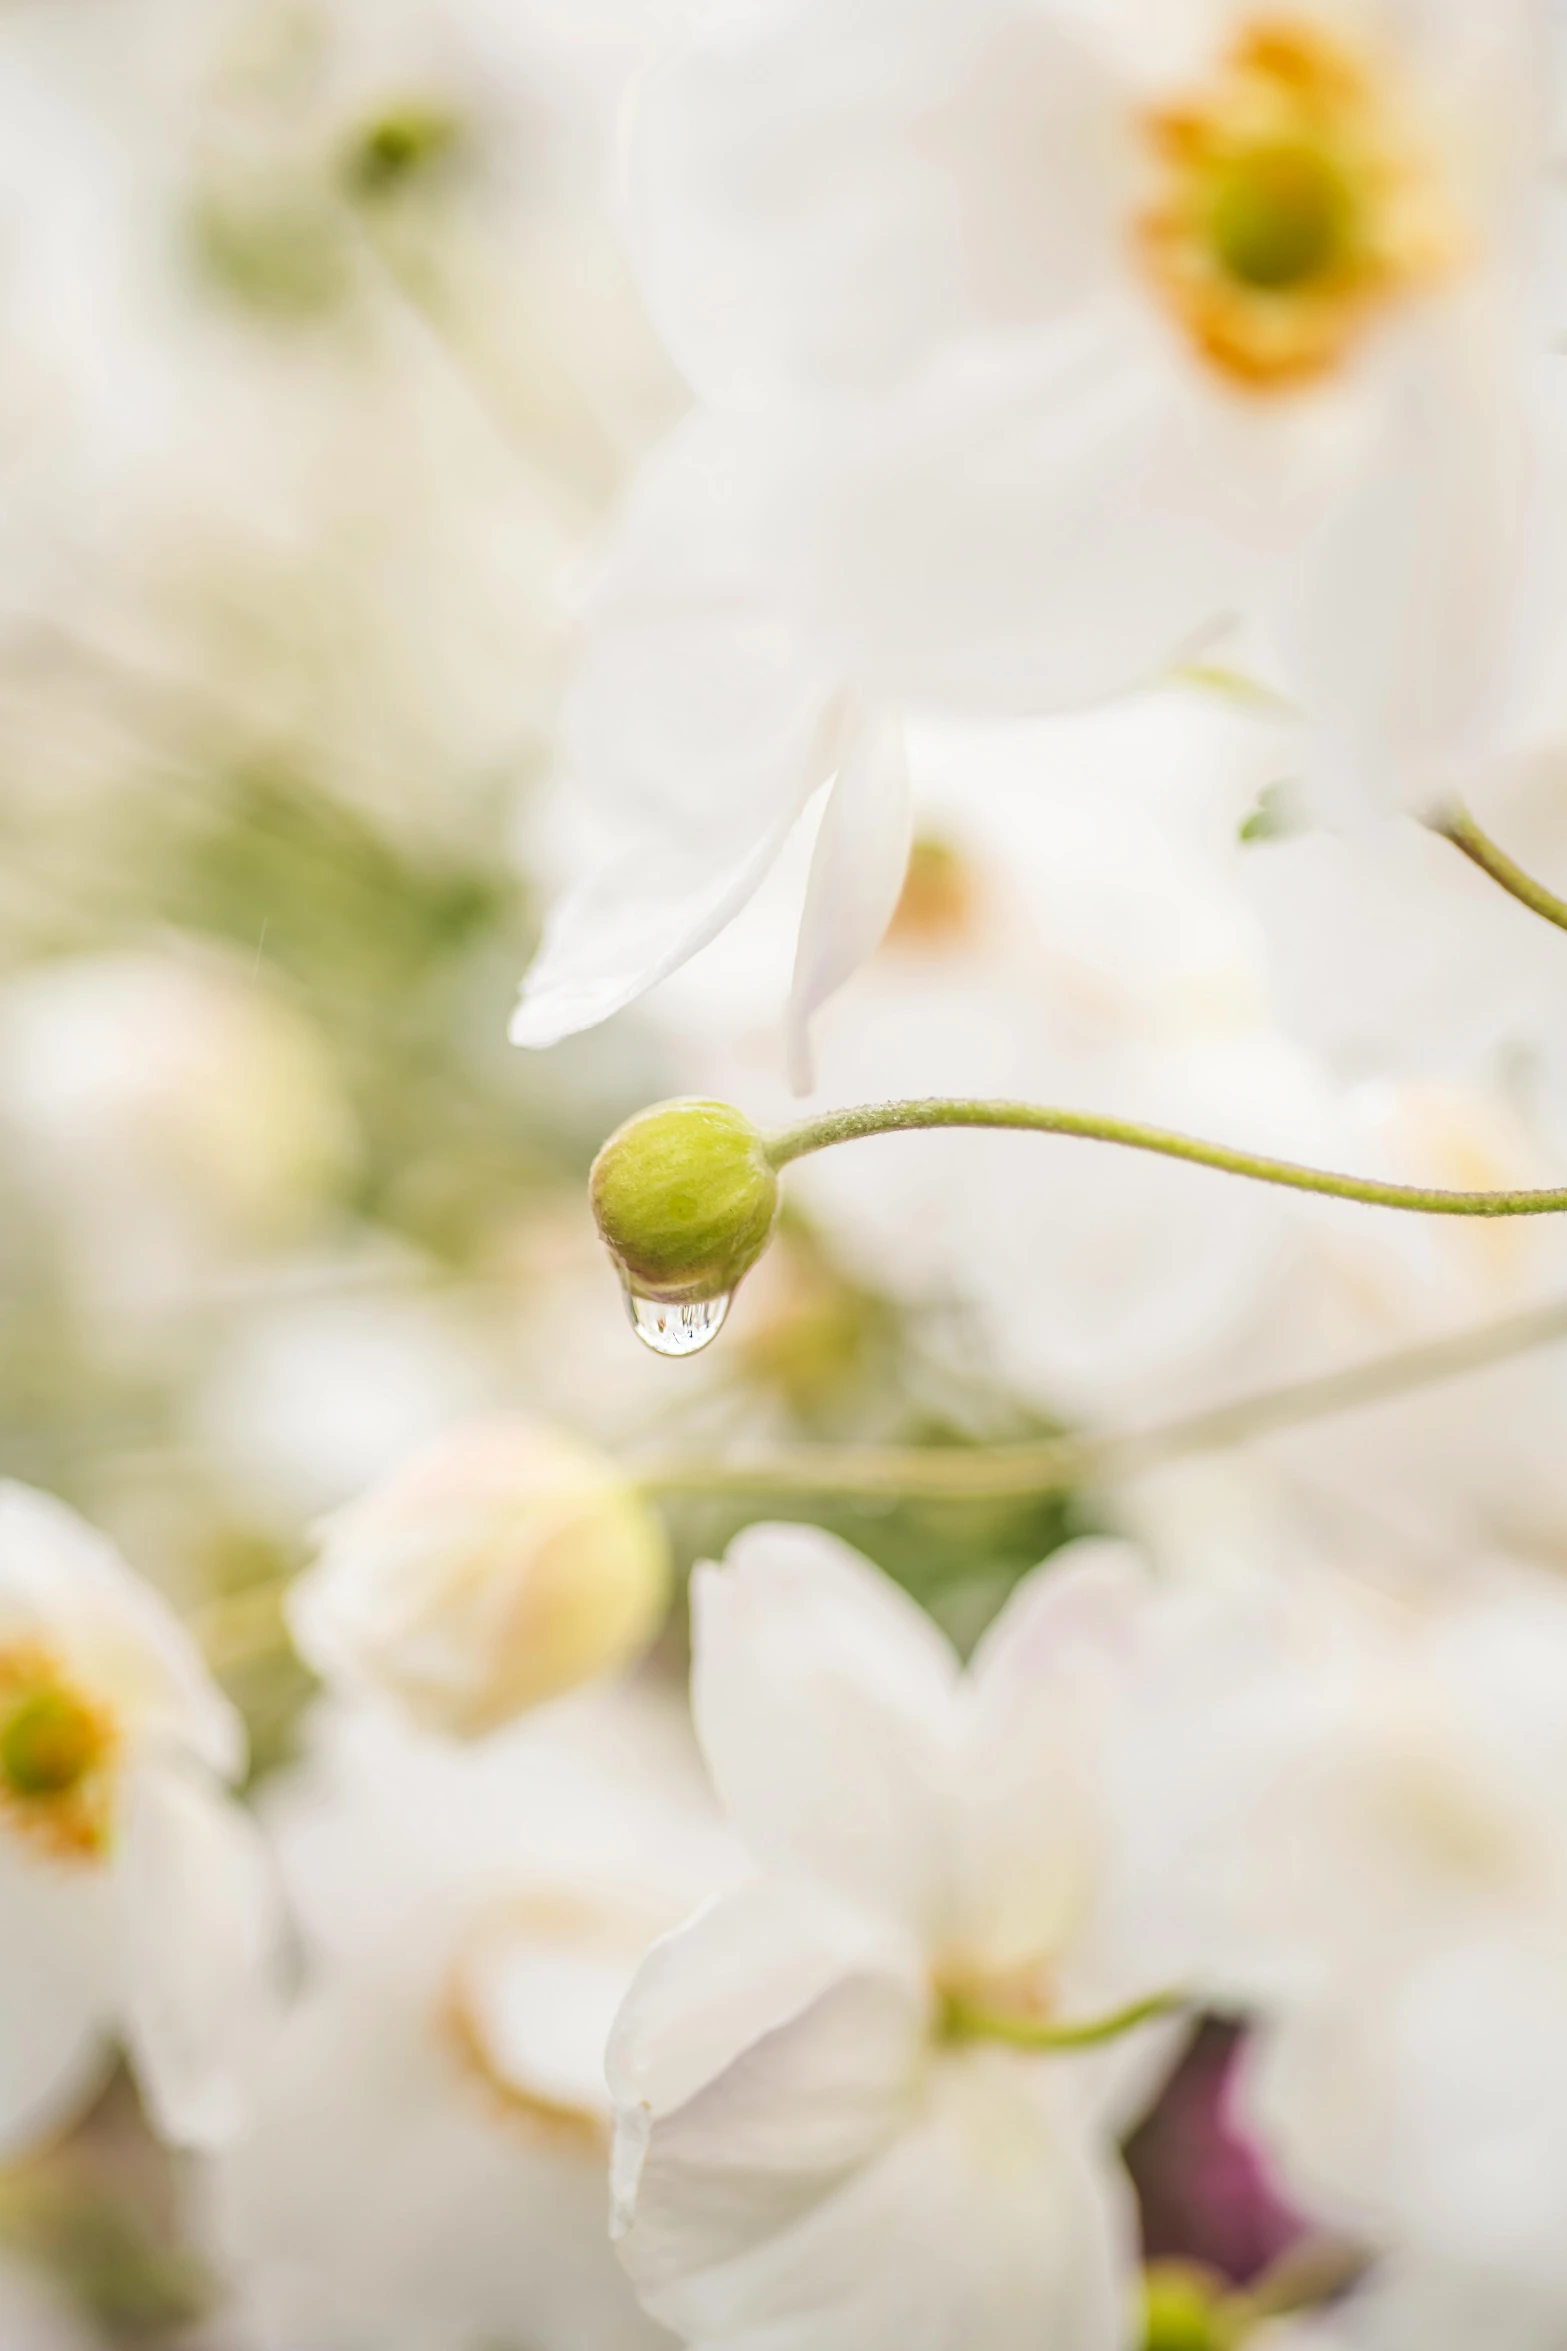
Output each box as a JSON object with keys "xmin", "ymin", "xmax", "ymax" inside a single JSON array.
[
  {"xmin": 1208, "ymin": 141, "xmax": 1354, "ymax": 289},
  {"xmin": 0, "ymin": 1686, "xmax": 101, "ymax": 1798}
]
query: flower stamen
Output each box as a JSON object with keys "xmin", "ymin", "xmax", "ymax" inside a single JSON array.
[
  {"xmin": 0, "ymin": 1646, "xmax": 117, "ymax": 1863},
  {"xmin": 1139, "ymin": 17, "xmax": 1460, "ymax": 391}
]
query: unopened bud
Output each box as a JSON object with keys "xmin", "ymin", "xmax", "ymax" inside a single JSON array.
[
  {"xmin": 590, "ymin": 1100, "xmax": 779, "ymax": 1356},
  {"xmin": 287, "ymin": 1417, "xmax": 671, "ymax": 1738}
]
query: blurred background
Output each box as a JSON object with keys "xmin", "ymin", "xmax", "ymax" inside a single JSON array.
[{"xmin": 8, "ymin": 0, "xmax": 1567, "ymax": 2342}]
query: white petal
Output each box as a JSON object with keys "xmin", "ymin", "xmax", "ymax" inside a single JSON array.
[
  {"xmin": 626, "ymin": 2046, "xmax": 1133, "ymax": 2351},
  {"xmin": 563, "ymin": 411, "xmax": 842, "ymax": 834},
  {"xmin": 514, "ymin": 417, "xmax": 841, "ymax": 1048},
  {"xmin": 205, "ymin": 1963, "xmax": 668, "ymax": 2351},
  {"xmin": 0, "ymin": 1840, "xmax": 114, "ymax": 2159},
  {"xmin": 511, "ymin": 812, "xmax": 815, "ymax": 1049},
  {"xmin": 1256, "ymin": 1934, "xmax": 1567, "ymax": 2293},
  {"xmin": 1272, "ymin": 295, "xmax": 1546, "ymax": 821},
  {"xmin": 691, "ymin": 1526, "xmax": 960, "ymax": 1939},
  {"xmin": 627, "ymin": 0, "xmax": 1130, "ymax": 403},
  {"xmin": 0, "ymin": 1483, "xmax": 242, "ymax": 1779},
  {"xmin": 116, "ymin": 1762, "xmax": 284, "ymax": 2149},
  {"xmin": 802, "ymin": 307, "xmax": 1306, "ymax": 714},
  {"xmin": 785, "ymin": 706, "xmax": 912, "ymax": 1094},
  {"xmin": 609, "ymin": 1878, "xmax": 929, "ymax": 2300},
  {"xmin": 608, "ymin": 1876, "xmax": 919, "ymax": 2127},
  {"xmin": 1047, "ymin": 0, "xmax": 1541, "ymax": 105},
  {"xmin": 956, "ymin": 1543, "xmax": 1153, "ymax": 1983},
  {"xmin": 1334, "ymin": 2258, "xmax": 1567, "ymax": 2351},
  {"xmin": 1038, "ymin": 0, "xmax": 1253, "ymax": 90}
]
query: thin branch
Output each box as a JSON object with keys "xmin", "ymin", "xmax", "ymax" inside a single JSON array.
[
  {"xmin": 764, "ymin": 1097, "xmax": 1567, "ymax": 1218},
  {"xmin": 1432, "ymin": 803, "xmax": 1567, "ymax": 937},
  {"xmin": 637, "ymin": 1293, "xmax": 1567, "ymax": 1500}
]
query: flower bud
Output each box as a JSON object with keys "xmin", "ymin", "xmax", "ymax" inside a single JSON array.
[
  {"xmin": 590, "ymin": 1100, "xmax": 779, "ymax": 1346},
  {"xmin": 287, "ymin": 1417, "xmax": 671, "ymax": 1739}
]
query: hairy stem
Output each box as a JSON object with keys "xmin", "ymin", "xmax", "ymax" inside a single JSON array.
[
  {"xmin": 765, "ymin": 1097, "xmax": 1567, "ymax": 1217},
  {"xmin": 1432, "ymin": 803, "xmax": 1567, "ymax": 937},
  {"xmin": 637, "ymin": 1293, "xmax": 1567, "ymax": 1500}
]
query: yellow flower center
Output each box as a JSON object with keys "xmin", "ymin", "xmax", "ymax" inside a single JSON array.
[
  {"xmin": 1139, "ymin": 19, "xmax": 1460, "ymax": 391},
  {"xmin": 885, "ymin": 836, "xmax": 982, "ymax": 952},
  {"xmin": 441, "ymin": 1892, "xmax": 668, "ymax": 2153},
  {"xmin": 0, "ymin": 1648, "xmax": 117, "ymax": 1863},
  {"xmin": 1208, "ymin": 139, "xmax": 1353, "ymax": 289}
]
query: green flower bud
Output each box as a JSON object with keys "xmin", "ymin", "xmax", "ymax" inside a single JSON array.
[{"xmin": 590, "ymin": 1100, "xmax": 779, "ymax": 1354}]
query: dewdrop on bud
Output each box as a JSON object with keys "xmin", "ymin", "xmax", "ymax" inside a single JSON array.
[
  {"xmin": 590, "ymin": 1100, "xmax": 780, "ymax": 1358},
  {"xmin": 286, "ymin": 1417, "xmax": 672, "ymax": 1738}
]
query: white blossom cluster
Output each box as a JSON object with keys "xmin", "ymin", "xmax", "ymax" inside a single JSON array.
[{"xmin": 5, "ymin": 2, "xmax": 1567, "ymax": 2349}]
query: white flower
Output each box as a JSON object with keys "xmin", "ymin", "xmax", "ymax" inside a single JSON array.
[
  {"xmin": 632, "ymin": 0, "xmax": 1561, "ymax": 771},
  {"xmin": 511, "ymin": 411, "xmax": 913, "ymax": 1086},
  {"xmin": 200, "ymin": 1682, "xmax": 739, "ymax": 2351},
  {"xmin": 192, "ymin": 1271, "xmax": 494, "ymax": 1525},
  {"xmin": 288, "ymin": 1415, "xmax": 672, "ymax": 1739},
  {"xmin": 1117, "ymin": 1551, "xmax": 1567, "ymax": 2298},
  {"xmin": 0, "ymin": 948, "xmax": 352, "ymax": 1325},
  {"xmin": 515, "ymin": 0, "xmax": 1567, "ymax": 1075},
  {"xmin": 0, "ymin": 1481, "xmax": 281, "ymax": 2155},
  {"xmin": 606, "ymin": 1526, "xmax": 1171, "ymax": 2351}
]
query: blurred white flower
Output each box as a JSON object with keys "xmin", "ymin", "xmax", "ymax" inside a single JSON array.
[
  {"xmin": 632, "ymin": 0, "xmax": 1564, "ymax": 788},
  {"xmin": 516, "ymin": 0, "xmax": 1567, "ymax": 1069},
  {"xmin": 1119, "ymin": 1550, "xmax": 1567, "ymax": 2298},
  {"xmin": 0, "ymin": 1481, "xmax": 281, "ymax": 2156},
  {"xmin": 0, "ymin": 947, "xmax": 352, "ymax": 1325},
  {"xmin": 0, "ymin": 0, "xmax": 687, "ymax": 864},
  {"xmin": 288, "ymin": 1414, "xmax": 672, "ymax": 1738},
  {"xmin": 201, "ymin": 1681, "xmax": 738, "ymax": 2351},
  {"xmin": 192, "ymin": 1270, "xmax": 497, "ymax": 1525},
  {"xmin": 607, "ymin": 1526, "xmax": 1167, "ymax": 2351}
]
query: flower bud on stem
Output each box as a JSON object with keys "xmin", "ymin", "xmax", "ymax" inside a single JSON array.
[
  {"xmin": 591, "ymin": 1089, "xmax": 1567, "ymax": 1358},
  {"xmin": 591, "ymin": 1101, "xmax": 780, "ymax": 1354}
]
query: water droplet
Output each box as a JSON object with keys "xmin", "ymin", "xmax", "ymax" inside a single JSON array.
[{"xmin": 625, "ymin": 1290, "xmax": 732, "ymax": 1359}]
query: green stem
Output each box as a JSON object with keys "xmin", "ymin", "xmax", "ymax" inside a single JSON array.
[
  {"xmin": 1432, "ymin": 803, "xmax": 1567, "ymax": 937},
  {"xmin": 765, "ymin": 1097, "xmax": 1567, "ymax": 1217},
  {"xmin": 942, "ymin": 1987, "xmax": 1184, "ymax": 2053},
  {"xmin": 636, "ymin": 1292, "xmax": 1567, "ymax": 1501}
]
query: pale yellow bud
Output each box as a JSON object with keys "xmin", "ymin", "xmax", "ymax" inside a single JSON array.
[{"xmin": 287, "ymin": 1417, "xmax": 671, "ymax": 1738}]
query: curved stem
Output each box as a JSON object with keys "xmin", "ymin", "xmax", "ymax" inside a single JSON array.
[
  {"xmin": 765, "ymin": 1098, "xmax": 1567, "ymax": 1218},
  {"xmin": 942, "ymin": 1987, "xmax": 1184, "ymax": 2054},
  {"xmin": 1432, "ymin": 803, "xmax": 1567, "ymax": 937},
  {"xmin": 637, "ymin": 1291, "xmax": 1567, "ymax": 1501}
]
